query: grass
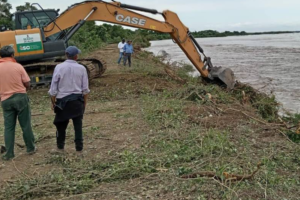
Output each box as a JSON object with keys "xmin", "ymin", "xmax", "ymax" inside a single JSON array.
[
  {"xmin": 1, "ymin": 128, "xmax": 237, "ymax": 199},
  {"xmin": 281, "ymin": 114, "xmax": 300, "ymax": 143},
  {"xmin": 232, "ymin": 83, "xmax": 279, "ymax": 122},
  {"xmin": 141, "ymin": 92, "xmax": 187, "ymax": 129},
  {"xmin": 130, "ymin": 51, "xmax": 168, "ymax": 77},
  {"xmin": 3, "ymin": 167, "xmax": 95, "ymax": 199}
]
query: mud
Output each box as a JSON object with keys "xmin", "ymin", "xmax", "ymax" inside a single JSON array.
[{"xmin": 146, "ymin": 33, "xmax": 300, "ymax": 114}]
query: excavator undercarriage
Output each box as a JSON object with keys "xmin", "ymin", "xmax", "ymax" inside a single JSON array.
[{"xmin": 24, "ymin": 57, "xmax": 107, "ymax": 88}]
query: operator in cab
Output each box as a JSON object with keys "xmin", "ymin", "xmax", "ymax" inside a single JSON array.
[
  {"xmin": 49, "ymin": 46, "xmax": 90, "ymax": 155},
  {"xmin": 0, "ymin": 46, "xmax": 36, "ymax": 161}
]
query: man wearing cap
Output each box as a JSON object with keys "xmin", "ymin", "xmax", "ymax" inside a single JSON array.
[
  {"xmin": 0, "ymin": 46, "xmax": 36, "ymax": 160},
  {"xmin": 123, "ymin": 40, "xmax": 134, "ymax": 67},
  {"xmin": 49, "ymin": 46, "xmax": 90, "ymax": 153},
  {"xmin": 117, "ymin": 39, "xmax": 126, "ymax": 65}
]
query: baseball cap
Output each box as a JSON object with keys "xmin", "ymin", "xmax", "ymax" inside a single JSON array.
[
  {"xmin": 65, "ymin": 46, "xmax": 81, "ymax": 57},
  {"xmin": 0, "ymin": 45, "xmax": 15, "ymax": 57}
]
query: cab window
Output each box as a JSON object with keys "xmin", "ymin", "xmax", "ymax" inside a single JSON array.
[
  {"xmin": 12, "ymin": 15, "xmax": 16, "ymax": 30},
  {"xmin": 16, "ymin": 11, "xmax": 57, "ymax": 29}
]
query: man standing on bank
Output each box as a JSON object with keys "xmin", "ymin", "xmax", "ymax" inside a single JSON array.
[
  {"xmin": 0, "ymin": 46, "xmax": 36, "ymax": 161},
  {"xmin": 123, "ymin": 40, "xmax": 134, "ymax": 67},
  {"xmin": 117, "ymin": 38, "xmax": 126, "ymax": 65},
  {"xmin": 49, "ymin": 46, "xmax": 90, "ymax": 153}
]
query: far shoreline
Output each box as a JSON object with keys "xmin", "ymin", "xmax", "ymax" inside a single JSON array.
[{"xmin": 148, "ymin": 31, "xmax": 300, "ymax": 42}]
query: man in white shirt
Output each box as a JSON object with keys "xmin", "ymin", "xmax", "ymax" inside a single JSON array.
[{"xmin": 117, "ymin": 39, "xmax": 126, "ymax": 65}]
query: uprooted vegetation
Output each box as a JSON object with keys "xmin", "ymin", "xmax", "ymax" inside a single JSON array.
[{"xmin": 0, "ymin": 45, "xmax": 300, "ymax": 200}]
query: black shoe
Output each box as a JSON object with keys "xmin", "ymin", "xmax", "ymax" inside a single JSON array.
[
  {"xmin": 1, "ymin": 146, "xmax": 6, "ymax": 154},
  {"xmin": 2, "ymin": 155, "xmax": 14, "ymax": 161},
  {"xmin": 27, "ymin": 147, "xmax": 37, "ymax": 155}
]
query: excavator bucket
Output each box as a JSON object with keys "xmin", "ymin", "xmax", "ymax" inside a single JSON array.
[
  {"xmin": 209, "ymin": 67, "xmax": 236, "ymax": 90},
  {"xmin": 202, "ymin": 57, "xmax": 236, "ymax": 89}
]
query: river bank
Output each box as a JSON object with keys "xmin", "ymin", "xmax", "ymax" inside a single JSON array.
[{"xmin": 146, "ymin": 33, "xmax": 300, "ymax": 114}]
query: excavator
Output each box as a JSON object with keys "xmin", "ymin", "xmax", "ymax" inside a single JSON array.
[{"xmin": 0, "ymin": 0, "xmax": 235, "ymax": 89}]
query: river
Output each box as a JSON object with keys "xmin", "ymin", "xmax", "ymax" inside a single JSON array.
[{"xmin": 145, "ymin": 33, "xmax": 300, "ymax": 114}]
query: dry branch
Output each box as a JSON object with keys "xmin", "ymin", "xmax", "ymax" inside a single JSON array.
[
  {"xmin": 181, "ymin": 163, "xmax": 263, "ymax": 182},
  {"xmin": 36, "ymin": 135, "xmax": 54, "ymax": 143},
  {"xmin": 32, "ymin": 114, "xmax": 44, "ymax": 117},
  {"xmin": 164, "ymin": 66, "xmax": 186, "ymax": 84}
]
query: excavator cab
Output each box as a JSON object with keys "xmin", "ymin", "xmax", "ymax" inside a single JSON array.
[
  {"xmin": 9, "ymin": 9, "xmax": 67, "ymax": 64},
  {"xmin": 11, "ymin": 9, "xmax": 64, "ymax": 43},
  {"xmin": 13, "ymin": 9, "xmax": 59, "ymax": 30}
]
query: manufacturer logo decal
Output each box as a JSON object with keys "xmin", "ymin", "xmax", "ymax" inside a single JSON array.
[{"xmin": 116, "ymin": 14, "xmax": 146, "ymax": 26}]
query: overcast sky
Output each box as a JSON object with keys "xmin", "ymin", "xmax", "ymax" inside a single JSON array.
[{"xmin": 10, "ymin": 0, "xmax": 300, "ymax": 32}]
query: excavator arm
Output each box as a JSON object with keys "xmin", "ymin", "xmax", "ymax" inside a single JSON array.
[{"xmin": 42, "ymin": 1, "xmax": 235, "ymax": 89}]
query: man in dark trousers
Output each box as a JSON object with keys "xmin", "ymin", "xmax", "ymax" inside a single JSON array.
[
  {"xmin": 0, "ymin": 46, "xmax": 36, "ymax": 160},
  {"xmin": 123, "ymin": 40, "xmax": 134, "ymax": 67},
  {"xmin": 48, "ymin": 46, "xmax": 90, "ymax": 153}
]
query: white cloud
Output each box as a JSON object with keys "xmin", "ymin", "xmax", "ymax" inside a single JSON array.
[{"xmin": 230, "ymin": 22, "xmax": 257, "ymax": 28}]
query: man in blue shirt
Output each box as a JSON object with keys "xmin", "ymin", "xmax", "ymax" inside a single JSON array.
[{"xmin": 123, "ymin": 40, "xmax": 134, "ymax": 67}]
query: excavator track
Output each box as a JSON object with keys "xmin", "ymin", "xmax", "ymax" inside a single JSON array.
[
  {"xmin": 78, "ymin": 56, "xmax": 107, "ymax": 80},
  {"xmin": 24, "ymin": 56, "xmax": 107, "ymax": 89}
]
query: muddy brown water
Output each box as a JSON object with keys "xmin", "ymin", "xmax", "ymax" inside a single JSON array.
[{"xmin": 145, "ymin": 33, "xmax": 300, "ymax": 114}]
